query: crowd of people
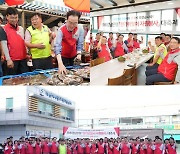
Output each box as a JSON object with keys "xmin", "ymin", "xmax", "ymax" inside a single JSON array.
[
  {"xmin": 0, "ymin": 136, "xmax": 177, "ymax": 154},
  {"xmin": 0, "ymin": 7, "xmax": 86, "ymax": 77},
  {"xmin": 90, "ymin": 31, "xmax": 180, "ymax": 85}
]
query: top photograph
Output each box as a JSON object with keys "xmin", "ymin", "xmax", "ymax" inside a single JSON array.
[{"xmin": 0, "ymin": 0, "xmax": 179, "ymax": 86}]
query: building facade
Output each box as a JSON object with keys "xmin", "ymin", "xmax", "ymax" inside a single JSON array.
[{"xmin": 0, "ymin": 87, "xmax": 75, "ymax": 143}]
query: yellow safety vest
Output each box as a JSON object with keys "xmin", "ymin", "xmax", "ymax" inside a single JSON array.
[
  {"xmin": 27, "ymin": 25, "xmax": 51, "ymax": 59},
  {"xmin": 59, "ymin": 144, "xmax": 67, "ymax": 154},
  {"xmin": 154, "ymin": 43, "xmax": 167, "ymax": 65}
]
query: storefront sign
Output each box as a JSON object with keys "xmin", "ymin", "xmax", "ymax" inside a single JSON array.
[
  {"xmin": 33, "ymin": 87, "xmax": 73, "ymax": 107},
  {"xmin": 63, "ymin": 127, "xmax": 120, "ymax": 139},
  {"xmin": 155, "ymin": 124, "xmax": 174, "ymax": 130}
]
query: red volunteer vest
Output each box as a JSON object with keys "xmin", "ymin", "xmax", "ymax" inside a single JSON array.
[
  {"xmin": 60, "ymin": 25, "xmax": 78, "ymax": 58},
  {"xmin": 85, "ymin": 143, "xmax": 91, "ymax": 153},
  {"xmin": 114, "ymin": 42, "xmax": 125, "ymax": 57},
  {"xmin": 133, "ymin": 39, "xmax": 140, "ymax": 49},
  {"xmin": 158, "ymin": 48, "xmax": 179, "ymax": 80},
  {"xmin": 67, "ymin": 146, "xmax": 72, "ymax": 154},
  {"xmin": 154, "ymin": 144, "xmax": 163, "ymax": 154},
  {"xmin": 108, "ymin": 38, "xmax": 113, "ymax": 49},
  {"xmin": 42, "ymin": 142, "xmax": 50, "ymax": 153},
  {"xmin": 121, "ymin": 143, "xmax": 130, "ymax": 154},
  {"xmin": 93, "ymin": 40, "xmax": 99, "ymax": 48},
  {"xmin": 98, "ymin": 44, "xmax": 111, "ymax": 62},
  {"xmin": 139, "ymin": 145, "xmax": 146, "ymax": 154},
  {"xmin": 91, "ymin": 144, "xmax": 97, "ymax": 154},
  {"xmin": 77, "ymin": 144, "xmax": 84, "ymax": 154},
  {"xmin": 167, "ymin": 144, "xmax": 177, "ymax": 154},
  {"xmin": 20, "ymin": 144, "xmax": 26, "ymax": 154},
  {"xmin": 35, "ymin": 143, "xmax": 41, "ymax": 154},
  {"xmin": 4, "ymin": 146, "xmax": 12, "ymax": 154},
  {"xmin": 72, "ymin": 144, "xmax": 77, "ymax": 154},
  {"xmin": 97, "ymin": 143, "xmax": 105, "ymax": 154},
  {"xmin": 26, "ymin": 143, "xmax": 34, "ymax": 154},
  {"xmin": 13, "ymin": 145, "xmax": 20, "ymax": 154},
  {"xmin": 108, "ymin": 145, "xmax": 113, "ymax": 154},
  {"xmin": 132, "ymin": 144, "xmax": 139, "ymax": 154},
  {"xmin": 4, "ymin": 23, "xmax": 27, "ymax": 61},
  {"xmin": 147, "ymin": 144, "xmax": 153, "ymax": 154},
  {"xmin": 50, "ymin": 142, "xmax": 58, "ymax": 153},
  {"xmin": 113, "ymin": 145, "xmax": 120, "ymax": 154},
  {"xmin": 127, "ymin": 39, "xmax": 134, "ymax": 52}
]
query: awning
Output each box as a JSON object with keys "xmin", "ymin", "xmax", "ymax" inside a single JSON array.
[{"xmin": 64, "ymin": 0, "xmax": 90, "ymax": 13}]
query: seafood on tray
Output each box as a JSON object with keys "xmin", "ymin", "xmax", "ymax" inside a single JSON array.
[
  {"xmin": 2, "ymin": 67, "xmax": 90, "ymax": 86},
  {"xmin": 47, "ymin": 70, "xmax": 83, "ymax": 86}
]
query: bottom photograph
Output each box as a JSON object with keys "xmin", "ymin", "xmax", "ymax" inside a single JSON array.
[{"xmin": 0, "ymin": 86, "xmax": 179, "ymax": 154}]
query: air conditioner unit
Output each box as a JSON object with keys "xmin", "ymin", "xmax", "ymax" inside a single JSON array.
[{"xmin": 6, "ymin": 109, "xmax": 13, "ymax": 112}]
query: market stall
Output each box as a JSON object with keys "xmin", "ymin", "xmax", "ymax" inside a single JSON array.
[{"xmin": 0, "ymin": 65, "xmax": 90, "ymax": 86}]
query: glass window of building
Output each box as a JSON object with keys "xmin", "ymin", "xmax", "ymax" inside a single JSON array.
[
  {"xmin": 38, "ymin": 101, "xmax": 45, "ymax": 112},
  {"xmin": 6, "ymin": 98, "xmax": 13, "ymax": 112},
  {"xmin": 45, "ymin": 104, "xmax": 53, "ymax": 116}
]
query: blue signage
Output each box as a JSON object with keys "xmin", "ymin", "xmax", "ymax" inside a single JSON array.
[{"xmin": 38, "ymin": 88, "xmax": 73, "ymax": 106}]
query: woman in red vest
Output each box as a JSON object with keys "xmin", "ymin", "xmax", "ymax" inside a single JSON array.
[
  {"xmin": 114, "ymin": 35, "xmax": 126, "ymax": 58},
  {"xmin": 97, "ymin": 36, "xmax": 112, "ymax": 62},
  {"xmin": 4, "ymin": 141, "xmax": 13, "ymax": 154},
  {"xmin": 146, "ymin": 37, "xmax": 180, "ymax": 85}
]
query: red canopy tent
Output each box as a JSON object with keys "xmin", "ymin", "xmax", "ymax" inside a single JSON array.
[
  {"xmin": 5, "ymin": 0, "xmax": 24, "ymax": 6},
  {"xmin": 63, "ymin": 0, "xmax": 90, "ymax": 13}
]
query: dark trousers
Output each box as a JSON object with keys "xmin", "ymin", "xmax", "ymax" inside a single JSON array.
[
  {"xmin": 145, "ymin": 68, "xmax": 171, "ymax": 85},
  {"xmin": 62, "ymin": 56, "xmax": 76, "ymax": 66},
  {"xmin": 32, "ymin": 56, "xmax": 53, "ymax": 70},
  {"xmin": 146, "ymin": 63, "xmax": 159, "ymax": 71},
  {"xmin": 6, "ymin": 59, "xmax": 29, "ymax": 75}
]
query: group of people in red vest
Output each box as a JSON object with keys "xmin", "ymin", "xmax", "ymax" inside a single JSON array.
[
  {"xmin": 90, "ymin": 32, "xmax": 143, "ymax": 62},
  {"xmin": 2, "ymin": 136, "xmax": 177, "ymax": 154}
]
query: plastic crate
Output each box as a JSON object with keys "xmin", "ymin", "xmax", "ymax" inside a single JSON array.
[{"xmin": 0, "ymin": 65, "xmax": 85, "ymax": 86}]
